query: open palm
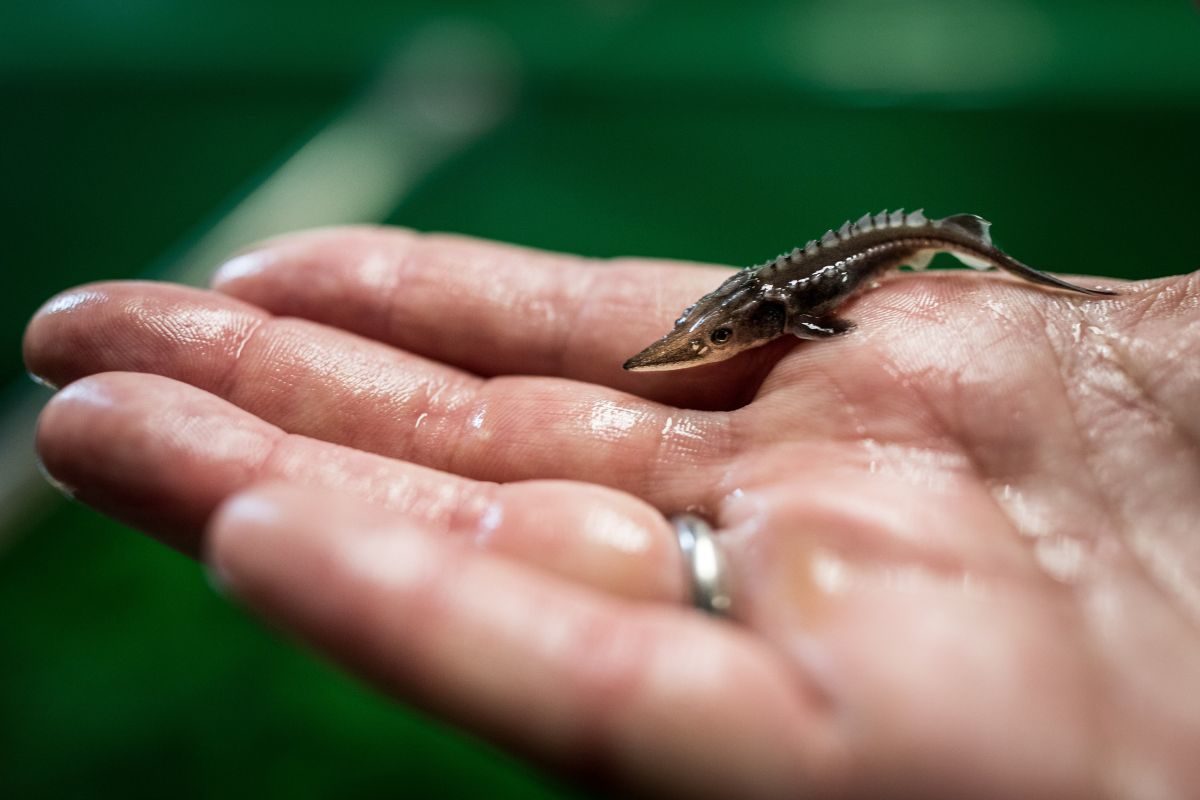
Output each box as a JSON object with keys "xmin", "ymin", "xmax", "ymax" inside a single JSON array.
[{"xmin": 25, "ymin": 228, "xmax": 1200, "ymax": 799}]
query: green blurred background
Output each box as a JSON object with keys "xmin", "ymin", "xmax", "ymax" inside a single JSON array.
[{"xmin": 2, "ymin": 1, "xmax": 1197, "ymax": 797}]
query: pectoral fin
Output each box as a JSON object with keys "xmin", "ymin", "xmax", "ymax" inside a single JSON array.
[
  {"xmin": 949, "ymin": 250, "xmax": 993, "ymax": 270},
  {"xmin": 789, "ymin": 315, "xmax": 855, "ymax": 339},
  {"xmin": 906, "ymin": 249, "xmax": 936, "ymax": 270}
]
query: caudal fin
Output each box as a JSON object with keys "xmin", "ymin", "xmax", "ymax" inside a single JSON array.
[
  {"xmin": 939, "ymin": 212, "xmax": 1117, "ymax": 296},
  {"xmin": 992, "ymin": 252, "xmax": 1119, "ymax": 296}
]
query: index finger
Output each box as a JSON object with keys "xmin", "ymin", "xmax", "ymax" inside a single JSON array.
[{"xmin": 211, "ymin": 227, "xmax": 789, "ymax": 410}]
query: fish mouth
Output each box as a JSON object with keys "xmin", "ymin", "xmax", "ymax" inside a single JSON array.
[{"xmin": 622, "ymin": 335, "xmax": 710, "ymax": 371}]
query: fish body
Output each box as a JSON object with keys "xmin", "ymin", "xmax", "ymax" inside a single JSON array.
[{"xmin": 622, "ymin": 210, "xmax": 1116, "ymax": 372}]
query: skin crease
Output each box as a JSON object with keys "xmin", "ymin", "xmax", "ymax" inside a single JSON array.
[{"xmin": 23, "ymin": 226, "xmax": 1200, "ymax": 799}]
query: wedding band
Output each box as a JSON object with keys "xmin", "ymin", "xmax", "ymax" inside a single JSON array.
[{"xmin": 670, "ymin": 514, "xmax": 732, "ymax": 616}]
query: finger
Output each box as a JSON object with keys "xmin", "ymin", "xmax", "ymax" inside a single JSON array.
[
  {"xmin": 210, "ymin": 226, "xmax": 783, "ymax": 409},
  {"xmin": 718, "ymin": 480, "xmax": 1100, "ymax": 799},
  {"xmin": 36, "ymin": 372, "xmax": 685, "ymax": 602},
  {"xmin": 24, "ymin": 282, "xmax": 734, "ymax": 505},
  {"xmin": 209, "ymin": 483, "xmax": 845, "ymax": 798}
]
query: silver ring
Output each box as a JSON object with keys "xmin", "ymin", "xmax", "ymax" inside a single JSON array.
[{"xmin": 670, "ymin": 514, "xmax": 732, "ymax": 617}]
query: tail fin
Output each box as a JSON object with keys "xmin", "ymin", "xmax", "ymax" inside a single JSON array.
[
  {"xmin": 940, "ymin": 212, "xmax": 1117, "ymax": 296},
  {"xmin": 992, "ymin": 253, "xmax": 1119, "ymax": 296}
]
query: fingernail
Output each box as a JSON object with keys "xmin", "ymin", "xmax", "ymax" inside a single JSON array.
[
  {"xmin": 212, "ymin": 248, "xmax": 276, "ymax": 287},
  {"xmin": 35, "ymin": 456, "xmax": 76, "ymax": 499},
  {"xmin": 26, "ymin": 370, "xmax": 59, "ymax": 391}
]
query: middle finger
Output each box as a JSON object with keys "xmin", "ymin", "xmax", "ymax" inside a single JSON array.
[{"xmin": 37, "ymin": 370, "xmax": 687, "ymax": 602}]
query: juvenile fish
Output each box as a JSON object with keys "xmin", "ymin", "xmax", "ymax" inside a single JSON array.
[{"xmin": 623, "ymin": 210, "xmax": 1116, "ymax": 371}]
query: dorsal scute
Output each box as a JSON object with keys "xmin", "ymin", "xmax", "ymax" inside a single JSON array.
[
  {"xmin": 766, "ymin": 209, "xmax": 983, "ymax": 274},
  {"xmin": 844, "ymin": 208, "xmax": 928, "ymax": 237},
  {"xmin": 759, "ymin": 246, "xmax": 797, "ymax": 271}
]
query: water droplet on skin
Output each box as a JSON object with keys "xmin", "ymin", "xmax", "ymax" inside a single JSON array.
[
  {"xmin": 1034, "ymin": 535, "xmax": 1085, "ymax": 583},
  {"xmin": 811, "ymin": 550, "xmax": 849, "ymax": 593},
  {"xmin": 982, "ymin": 298, "xmax": 1014, "ymax": 324},
  {"xmin": 473, "ymin": 501, "xmax": 504, "ymax": 546},
  {"xmin": 587, "ymin": 400, "xmax": 643, "ymax": 439},
  {"xmin": 579, "ymin": 504, "xmax": 654, "ymax": 555}
]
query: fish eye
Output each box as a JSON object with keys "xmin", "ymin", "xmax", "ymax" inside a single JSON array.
[{"xmin": 710, "ymin": 327, "xmax": 733, "ymax": 345}]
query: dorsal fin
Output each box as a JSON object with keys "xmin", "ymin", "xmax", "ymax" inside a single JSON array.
[{"xmin": 940, "ymin": 213, "xmax": 993, "ymax": 246}]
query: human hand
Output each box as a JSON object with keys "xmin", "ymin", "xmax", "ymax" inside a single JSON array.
[{"xmin": 24, "ymin": 228, "xmax": 1200, "ymax": 799}]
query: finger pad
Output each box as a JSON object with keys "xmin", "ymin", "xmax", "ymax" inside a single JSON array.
[{"xmin": 25, "ymin": 282, "xmax": 265, "ymax": 390}]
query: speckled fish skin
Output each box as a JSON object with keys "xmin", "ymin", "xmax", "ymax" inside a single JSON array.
[{"xmin": 622, "ymin": 210, "xmax": 1117, "ymax": 372}]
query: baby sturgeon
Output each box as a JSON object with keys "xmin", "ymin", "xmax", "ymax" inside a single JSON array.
[{"xmin": 623, "ymin": 210, "xmax": 1116, "ymax": 371}]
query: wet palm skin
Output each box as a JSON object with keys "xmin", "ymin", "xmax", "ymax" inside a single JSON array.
[{"xmin": 24, "ymin": 227, "xmax": 1200, "ymax": 799}]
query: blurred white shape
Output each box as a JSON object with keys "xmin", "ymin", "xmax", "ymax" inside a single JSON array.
[
  {"xmin": 174, "ymin": 18, "xmax": 518, "ymax": 284},
  {"xmin": 788, "ymin": 0, "xmax": 1054, "ymax": 96},
  {"xmin": 0, "ymin": 386, "xmax": 56, "ymax": 536},
  {"xmin": 1, "ymin": 19, "xmax": 517, "ymax": 548}
]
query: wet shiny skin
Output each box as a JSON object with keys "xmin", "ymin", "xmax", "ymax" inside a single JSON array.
[
  {"xmin": 624, "ymin": 211, "xmax": 1115, "ymax": 372},
  {"xmin": 23, "ymin": 226, "xmax": 1200, "ymax": 799}
]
